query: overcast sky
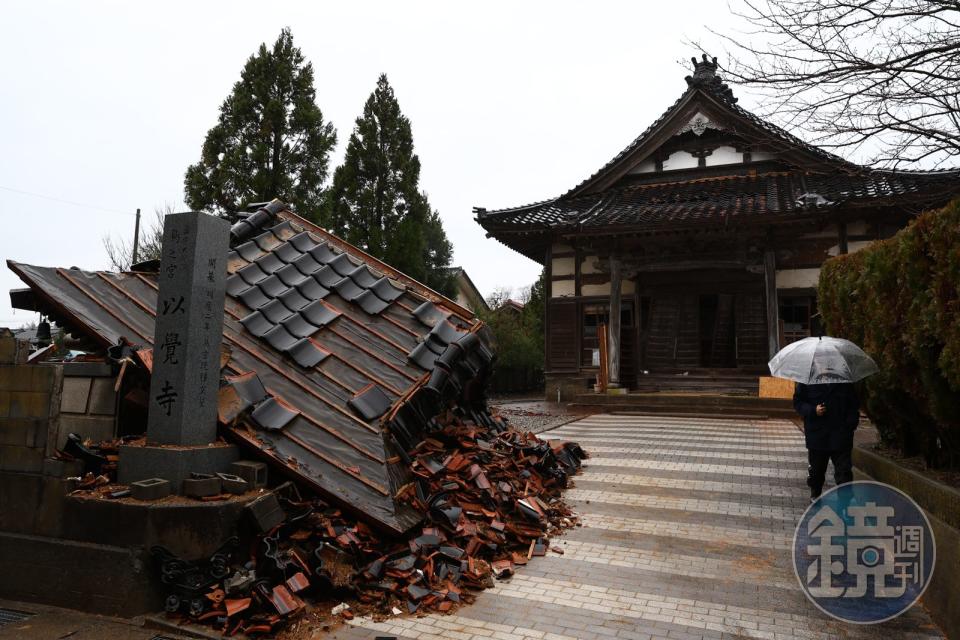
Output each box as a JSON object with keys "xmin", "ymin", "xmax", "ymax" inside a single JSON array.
[{"xmin": 1, "ymin": 0, "xmax": 760, "ymax": 327}]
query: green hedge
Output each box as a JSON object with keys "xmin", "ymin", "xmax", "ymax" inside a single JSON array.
[{"xmin": 818, "ymin": 200, "xmax": 960, "ymax": 468}]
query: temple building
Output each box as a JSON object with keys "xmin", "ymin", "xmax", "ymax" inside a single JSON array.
[{"xmin": 476, "ymin": 56, "xmax": 960, "ymax": 399}]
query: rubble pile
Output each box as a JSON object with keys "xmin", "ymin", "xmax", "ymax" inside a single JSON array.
[{"xmin": 152, "ymin": 408, "xmax": 586, "ymax": 636}]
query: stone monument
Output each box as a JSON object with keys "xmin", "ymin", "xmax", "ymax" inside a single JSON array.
[{"xmin": 119, "ymin": 212, "xmax": 238, "ymax": 489}]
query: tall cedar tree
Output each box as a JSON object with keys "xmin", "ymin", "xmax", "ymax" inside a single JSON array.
[
  {"xmin": 184, "ymin": 28, "xmax": 336, "ymax": 217},
  {"xmin": 323, "ymin": 74, "xmax": 455, "ymax": 297}
]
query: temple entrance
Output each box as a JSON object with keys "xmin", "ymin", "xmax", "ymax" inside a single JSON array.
[{"xmin": 642, "ymin": 291, "xmax": 766, "ymax": 371}]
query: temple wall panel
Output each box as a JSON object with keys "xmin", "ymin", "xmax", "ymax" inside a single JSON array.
[
  {"xmin": 776, "ymin": 268, "xmax": 820, "ymax": 290},
  {"xmin": 581, "ymin": 255, "xmax": 602, "ymax": 274},
  {"xmin": 551, "ymin": 256, "xmax": 576, "ymax": 276},
  {"xmin": 708, "ymin": 146, "xmax": 740, "ymax": 165},
  {"xmin": 551, "ymin": 280, "xmax": 576, "ymax": 298}
]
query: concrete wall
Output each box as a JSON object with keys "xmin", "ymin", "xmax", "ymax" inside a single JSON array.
[
  {"xmin": 853, "ymin": 446, "xmax": 960, "ymax": 640},
  {"xmin": 57, "ymin": 363, "xmax": 117, "ymax": 449}
]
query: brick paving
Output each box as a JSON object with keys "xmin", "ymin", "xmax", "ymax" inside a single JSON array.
[{"xmin": 332, "ymin": 414, "xmax": 943, "ymax": 640}]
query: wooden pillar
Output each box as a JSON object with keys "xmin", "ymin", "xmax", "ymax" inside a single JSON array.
[
  {"xmin": 763, "ymin": 249, "xmax": 780, "ymax": 359},
  {"xmin": 838, "ymin": 222, "xmax": 849, "ymax": 255},
  {"xmin": 608, "ymin": 256, "xmax": 622, "ymax": 388}
]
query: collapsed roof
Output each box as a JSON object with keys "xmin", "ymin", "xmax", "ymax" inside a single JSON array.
[{"xmin": 8, "ymin": 201, "xmax": 496, "ymax": 535}]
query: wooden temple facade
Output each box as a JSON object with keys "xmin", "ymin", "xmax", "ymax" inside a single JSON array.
[{"xmin": 476, "ymin": 56, "xmax": 960, "ymax": 399}]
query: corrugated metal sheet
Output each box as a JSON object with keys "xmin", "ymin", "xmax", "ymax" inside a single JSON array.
[{"xmin": 8, "ymin": 204, "xmax": 492, "ymax": 535}]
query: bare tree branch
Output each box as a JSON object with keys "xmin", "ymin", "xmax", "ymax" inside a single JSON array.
[
  {"xmin": 102, "ymin": 203, "xmax": 177, "ymax": 271},
  {"xmin": 699, "ymin": 0, "xmax": 960, "ymax": 167}
]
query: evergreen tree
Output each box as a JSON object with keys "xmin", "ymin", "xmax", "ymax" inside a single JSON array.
[
  {"xmin": 184, "ymin": 28, "xmax": 336, "ymax": 217},
  {"xmin": 323, "ymin": 74, "xmax": 455, "ymax": 296}
]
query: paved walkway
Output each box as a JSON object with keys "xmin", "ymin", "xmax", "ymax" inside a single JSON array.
[{"xmin": 337, "ymin": 414, "xmax": 943, "ymax": 640}]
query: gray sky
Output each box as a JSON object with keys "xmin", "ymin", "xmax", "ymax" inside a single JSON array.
[{"xmin": 0, "ymin": 0, "xmax": 749, "ymax": 327}]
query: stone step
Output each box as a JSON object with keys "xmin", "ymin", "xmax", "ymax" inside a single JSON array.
[{"xmin": 568, "ymin": 393, "xmax": 795, "ymax": 419}]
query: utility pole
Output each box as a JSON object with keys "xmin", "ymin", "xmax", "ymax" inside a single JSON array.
[{"xmin": 131, "ymin": 208, "xmax": 141, "ymax": 267}]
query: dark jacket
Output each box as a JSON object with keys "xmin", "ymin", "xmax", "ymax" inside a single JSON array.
[{"xmin": 793, "ymin": 383, "xmax": 860, "ymax": 451}]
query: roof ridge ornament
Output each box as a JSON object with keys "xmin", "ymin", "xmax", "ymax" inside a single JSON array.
[{"xmin": 685, "ymin": 54, "xmax": 738, "ymax": 104}]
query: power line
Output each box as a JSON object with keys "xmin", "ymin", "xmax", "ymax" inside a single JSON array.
[{"xmin": 0, "ymin": 185, "xmax": 135, "ymax": 216}]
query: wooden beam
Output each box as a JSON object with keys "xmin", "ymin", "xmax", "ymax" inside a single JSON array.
[
  {"xmin": 608, "ymin": 257, "xmax": 622, "ymax": 387},
  {"xmin": 763, "ymin": 249, "xmax": 780, "ymax": 359}
]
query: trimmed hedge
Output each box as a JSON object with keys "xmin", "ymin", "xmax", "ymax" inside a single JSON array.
[{"xmin": 818, "ymin": 199, "xmax": 960, "ymax": 468}]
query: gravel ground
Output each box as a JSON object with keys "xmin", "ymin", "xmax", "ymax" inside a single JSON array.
[{"xmin": 488, "ymin": 396, "xmax": 588, "ymax": 434}]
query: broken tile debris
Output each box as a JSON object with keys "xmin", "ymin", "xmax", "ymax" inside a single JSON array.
[{"xmin": 147, "ymin": 408, "xmax": 585, "ymax": 637}]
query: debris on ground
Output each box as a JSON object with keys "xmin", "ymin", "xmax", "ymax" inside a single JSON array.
[{"xmin": 148, "ymin": 408, "xmax": 586, "ymax": 637}]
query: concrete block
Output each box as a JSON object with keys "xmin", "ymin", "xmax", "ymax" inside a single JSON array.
[
  {"xmin": 0, "ymin": 531, "xmax": 162, "ymax": 617},
  {"xmin": 0, "ymin": 365, "xmax": 58, "ymax": 393},
  {"xmin": 246, "ymin": 492, "xmax": 284, "ymax": 532},
  {"xmin": 117, "ymin": 443, "xmax": 238, "ymax": 492},
  {"xmin": 0, "ymin": 336, "xmax": 15, "ymax": 364},
  {"xmin": 62, "ymin": 361, "xmax": 113, "ymax": 378},
  {"xmin": 0, "ymin": 444, "xmax": 45, "ymax": 473},
  {"xmin": 88, "ymin": 377, "xmax": 117, "ymax": 416},
  {"xmin": 0, "ymin": 417, "xmax": 47, "ymax": 447},
  {"xmin": 217, "ymin": 472, "xmax": 248, "ymax": 494},
  {"xmin": 60, "ymin": 376, "xmax": 91, "ymax": 413},
  {"xmin": 56, "ymin": 414, "xmax": 116, "ymax": 449},
  {"xmin": 230, "ymin": 460, "xmax": 268, "ymax": 488},
  {"xmin": 42, "ymin": 457, "xmax": 83, "ymax": 478},
  {"xmin": 130, "ymin": 478, "xmax": 171, "ymax": 501},
  {"xmin": 8, "ymin": 391, "xmax": 51, "ymax": 419},
  {"xmin": 182, "ymin": 475, "xmax": 221, "ymax": 498},
  {"xmin": 0, "ymin": 337, "xmax": 29, "ymax": 365}
]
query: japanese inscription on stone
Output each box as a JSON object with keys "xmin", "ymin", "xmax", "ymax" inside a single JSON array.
[{"xmin": 146, "ymin": 211, "xmax": 229, "ymax": 445}]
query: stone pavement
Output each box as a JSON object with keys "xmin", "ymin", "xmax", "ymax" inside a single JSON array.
[{"xmin": 334, "ymin": 414, "xmax": 944, "ymax": 640}]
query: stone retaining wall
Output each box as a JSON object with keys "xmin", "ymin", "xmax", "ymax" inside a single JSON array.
[{"xmin": 853, "ymin": 445, "xmax": 960, "ymax": 640}]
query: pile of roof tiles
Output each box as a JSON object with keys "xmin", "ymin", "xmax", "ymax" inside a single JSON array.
[{"xmin": 155, "ymin": 409, "xmax": 586, "ymax": 636}]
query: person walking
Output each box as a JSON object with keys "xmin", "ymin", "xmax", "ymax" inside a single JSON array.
[{"xmin": 793, "ymin": 382, "xmax": 860, "ymax": 501}]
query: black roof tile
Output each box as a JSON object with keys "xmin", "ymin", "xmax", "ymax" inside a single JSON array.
[
  {"xmin": 346, "ymin": 265, "xmax": 380, "ymax": 288},
  {"xmin": 328, "ymin": 253, "xmax": 359, "ymax": 277},
  {"xmin": 226, "ymin": 274, "xmax": 250, "ymax": 297},
  {"xmin": 276, "ymin": 263, "xmax": 310, "ymax": 287},
  {"xmin": 287, "ymin": 337, "xmax": 331, "ymax": 368},
  {"xmin": 238, "ymin": 284, "xmax": 271, "ymax": 310},
  {"xmin": 237, "ymin": 262, "xmax": 269, "ymax": 286},
  {"xmin": 260, "ymin": 298, "xmax": 295, "ymax": 323},
  {"xmin": 348, "ymin": 384, "xmax": 393, "ymax": 422},
  {"xmin": 250, "ymin": 397, "xmax": 300, "ymax": 431},
  {"xmin": 264, "ymin": 324, "xmax": 300, "ymax": 352},
  {"xmin": 278, "ymin": 287, "xmax": 311, "ymax": 312},
  {"xmin": 371, "ymin": 278, "xmax": 404, "ymax": 302},
  {"xmin": 295, "ymin": 278, "xmax": 330, "ymax": 301},
  {"xmin": 288, "ymin": 230, "xmax": 319, "ymax": 253},
  {"xmin": 257, "ymin": 274, "xmax": 289, "ymax": 298},
  {"xmin": 413, "ymin": 301, "xmax": 448, "ymax": 328},
  {"xmin": 408, "ymin": 342, "xmax": 439, "ymax": 369},
  {"xmin": 292, "ymin": 253, "xmax": 323, "ymax": 276},
  {"xmin": 253, "ymin": 230, "xmax": 283, "ymax": 252},
  {"xmin": 300, "ymin": 300, "xmax": 341, "ymax": 327},
  {"xmin": 274, "ymin": 242, "xmax": 303, "ymax": 264},
  {"xmin": 281, "ymin": 313, "xmax": 319, "ymax": 339},
  {"xmin": 333, "ymin": 277, "xmax": 365, "ymax": 302},
  {"xmin": 235, "ymin": 240, "xmax": 266, "ymax": 262},
  {"xmin": 240, "ymin": 310, "xmax": 274, "ymax": 338},
  {"xmin": 355, "ymin": 290, "xmax": 391, "ymax": 315},
  {"xmin": 255, "ymin": 252, "xmax": 286, "ymax": 275},
  {"xmin": 314, "ymin": 265, "xmax": 345, "ymax": 288},
  {"xmin": 309, "ymin": 243, "xmax": 340, "ymax": 264}
]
